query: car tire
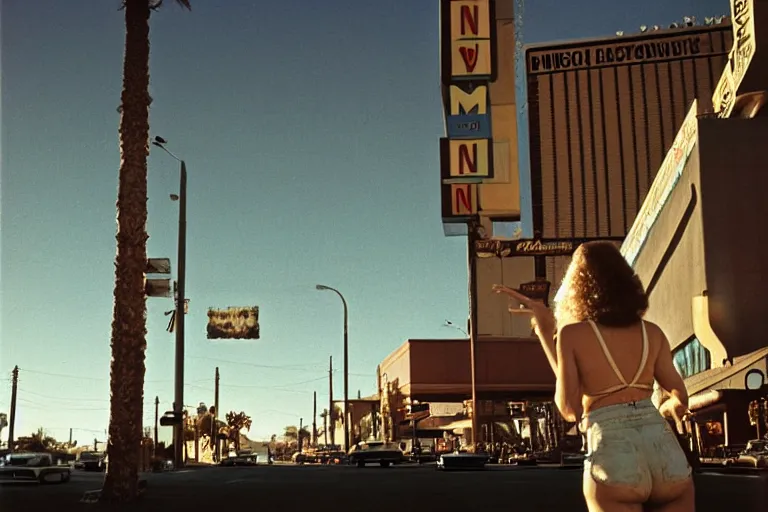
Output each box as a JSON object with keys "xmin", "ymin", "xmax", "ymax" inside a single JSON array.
[
  {"xmin": 61, "ymin": 472, "xmax": 71, "ymax": 483},
  {"xmin": 380, "ymin": 461, "xmax": 390, "ymax": 468},
  {"xmin": 356, "ymin": 459, "xmax": 365, "ymax": 468}
]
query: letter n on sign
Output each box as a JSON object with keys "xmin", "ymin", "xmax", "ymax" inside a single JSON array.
[
  {"xmin": 441, "ymin": 182, "xmax": 478, "ymax": 220},
  {"xmin": 452, "ymin": 183, "xmax": 478, "ymax": 215},
  {"xmin": 449, "ymin": 139, "xmax": 492, "ymax": 179}
]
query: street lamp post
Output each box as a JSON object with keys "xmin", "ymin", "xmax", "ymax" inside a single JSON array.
[
  {"xmin": 316, "ymin": 284, "xmax": 349, "ymax": 453},
  {"xmin": 444, "ymin": 320, "xmax": 468, "ymax": 337},
  {"xmin": 152, "ymin": 136, "xmax": 187, "ymax": 469}
]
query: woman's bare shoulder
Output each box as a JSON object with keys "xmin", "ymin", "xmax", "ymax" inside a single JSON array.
[
  {"xmin": 557, "ymin": 321, "xmax": 594, "ymax": 340},
  {"xmin": 641, "ymin": 320, "xmax": 666, "ymax": 337}
]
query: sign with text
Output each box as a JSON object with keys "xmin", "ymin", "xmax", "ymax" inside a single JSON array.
[
  {"xmin": 207, "ymin": 306, "xmax": 260, "ymax": 340},
  {"xmin": 713, "ymin": 63, "xmax": 736, "ymax": 117},
  {"xmin": 527, "ymin": 33, "xmax": 719, "ymax": 75},
  {"xmin": 476, "ymin": 237, "xmax": 625, "ymax": 257},
  {"xmin": 525, "ymin": 24, "xmax": 730, "ymax": 242},
  {"xmin": 442, "ymin": 182, "xmax": 479, "ymax": 220},
  {"xmin": 519, "ymin": 280, "xmax": 552, "ymax": 307},
  {"xmin": 429, "ymin": 402, "xmax": 465, "ymax": 417},
  {"xmin": 441, "ymin": 0, "xmax": 496, "ymax": 82},
  {"xmin": 444, "ymin": 84, "xmax": 491, "ymax": 139},
  {"xmin": 731, "ymin": 0, "xmax": 756, "ymax": 88},
  {"xmin": 440, "ymin": 137, "xmax": 494, "ymax": 181},
  {"xmin": 622, "ymin": 100, "xmax": 699, "ymax": 266},
  {"xmin": 713, "ymin": 0, "xmax": 760, "ymax": 117}
]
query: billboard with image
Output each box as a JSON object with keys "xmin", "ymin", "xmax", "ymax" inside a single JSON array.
[{"xmin": 207, "ymin": 306, "xmax": 260, "ymax": 340}]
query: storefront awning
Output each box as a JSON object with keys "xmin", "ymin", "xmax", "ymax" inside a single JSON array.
[
  {"xmin": 685, "ymin": 346, "xmax": 768, "ymax": 396},
  {"xmin": 439, "ymin": 419, "xmax": 472, "ymax": 431}
]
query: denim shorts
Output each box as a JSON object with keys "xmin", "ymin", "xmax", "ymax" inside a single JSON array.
[{"xmin": 581, "ymin": 399, "xmax": 691, "ymax": 496}]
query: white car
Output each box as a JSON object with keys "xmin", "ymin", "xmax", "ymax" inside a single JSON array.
[{"xmin": 0, "ymin": 452, "xmax": 71, "ymax": 484}]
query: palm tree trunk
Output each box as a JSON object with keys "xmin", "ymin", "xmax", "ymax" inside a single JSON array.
[{"xmin": 101, "ymin": 0, "xmax": 151, "ymax": 503}]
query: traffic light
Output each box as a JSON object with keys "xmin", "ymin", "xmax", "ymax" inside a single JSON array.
[{"xmin": 159, "ymin": 411, "xmax": 183, "ymax": 427}]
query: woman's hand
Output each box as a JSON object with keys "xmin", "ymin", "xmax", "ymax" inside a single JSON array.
[
  {"xmin": 659, "ymin": 396, "xmax": 692, "ymax": 435},
  {"xmin": 492, "ymin": 284, "xmax": 555, "ymax": 338}
]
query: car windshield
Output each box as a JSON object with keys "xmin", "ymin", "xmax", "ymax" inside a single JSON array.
[
  {"xmin": 79, "ymin": 452, "xmax": 101, "ymax": 460},
  {"xmin": 748, "ymin": 441, "xmax": 767, "ymax": 452},
  {"xmin": 8, "ymin": 455, "xmax": 46, "ymax": 467}
]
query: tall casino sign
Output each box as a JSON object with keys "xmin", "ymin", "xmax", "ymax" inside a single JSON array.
[{"xmin": 439, "ymin": 0, "xmax": 498, "ymax": 229}]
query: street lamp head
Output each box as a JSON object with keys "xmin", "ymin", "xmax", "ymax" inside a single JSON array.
[
  {"xmin": 154, "ymin": 136, "xmax": 168, "ymax": 144},
  {"xmin": 316, "ymin": 284, "xmax": 329, "ymax": 291},
  {"xmin": 170, "ymin": 194, "xmax": 180, "ymax": 201}
]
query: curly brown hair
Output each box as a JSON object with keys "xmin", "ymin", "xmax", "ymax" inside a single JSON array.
[{"xmin": 554, "ymin": 241, "xmax": 648, "ymax": 328}]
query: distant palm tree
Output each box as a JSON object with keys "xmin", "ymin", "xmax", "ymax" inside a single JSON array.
[
  {"xmin": 15, "ymin": 428, "xmax": 57, "ymax": 452},
  {"xmin": 102, "ymin": 0, "xmax": 190, "ymax": 504},
  {"xmin": 225, "ymin": 411, "xmax": 252, "ymax": 453}
]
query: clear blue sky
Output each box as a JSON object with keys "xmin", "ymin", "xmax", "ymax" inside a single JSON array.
[{"xmin": 1, "ymin": 0, "xmax": 727, "ymax": 446}]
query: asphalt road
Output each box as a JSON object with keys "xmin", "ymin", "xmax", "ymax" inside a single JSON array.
[{"xmin": 1, "ymin": 465, "xmax": 766, "ymax": 511}]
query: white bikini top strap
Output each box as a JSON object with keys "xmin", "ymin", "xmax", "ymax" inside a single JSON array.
[
  {"xmin": 587, "ymin": 319, "xmax": 627, "ymax": 385},
  {"xmin": 628, "ymin": 320, "xmax": 649, "ymax": 386}
]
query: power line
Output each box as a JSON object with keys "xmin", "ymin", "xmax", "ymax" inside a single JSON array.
[
  {"xmin": 187, "ymin": 355, "xmax": 325, "ymax": 372},
  {"xmin": 18, "ymin": 368, "xmax": 174, "ymax": 383}
]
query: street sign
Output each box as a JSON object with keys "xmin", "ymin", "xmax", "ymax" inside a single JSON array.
[
  {"xmin": 146, "ymin": 258, "xmax": 171, "ymax": 274},
  {"xmin": 145, "ymin": 278, "xmax": 172, "ymax": 298}
]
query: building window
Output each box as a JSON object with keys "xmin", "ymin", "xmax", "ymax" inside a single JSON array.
[{"xmin": 672, "ymin": 337, "xmax": 711, "ymax": 379}]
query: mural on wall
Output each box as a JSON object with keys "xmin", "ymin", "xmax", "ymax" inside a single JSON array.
[{"xmin": 207, "ymin": 306, "xmax": 260, "ymax": 340}]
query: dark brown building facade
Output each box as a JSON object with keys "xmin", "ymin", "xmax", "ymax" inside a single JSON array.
[
  {"xmin": 525, "ymin": 24, "xmax": 733, "ymax": 284},
  {"xmin": 625, "ymin": 104, "xmax": 768, "ymax": 447}
]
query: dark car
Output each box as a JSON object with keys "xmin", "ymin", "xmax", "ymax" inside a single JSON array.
[
  {"xmin": 348, "ymin": 441, "xmax": 404, "ymax": 468},
  {"xmin": 724, "ymin": 440, "xmax": 768, "ymax": 468},
  {"xmin": 220, "ymin": 454, "xmax": 258, "ymax": 467},
  {"xmin": 74, "ymin": 451, "xmax": 107, "ymax": 472}
]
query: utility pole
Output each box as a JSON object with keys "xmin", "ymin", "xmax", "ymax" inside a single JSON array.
[
  {"xmin": 154, "ymin": 396, "xmax": 159, "ymax": 456},
  {"xmin": 69, "ymin": 428, "xmax": 73, "ymax": 448},
  {"xmin": 172, "ymin": 159, "xmax": 188, "ymax": 470},
  {"xmin": 467, "ymin": 219, "xmax": 480, "ymax": 450},
  {"xmin": 328, "ymin": 356, "xmax": 335, "ymax": 448},
  {"xmin": 214, "ymin": 367, "xmax": 220, "ymax": 462},
  {"xmin": 8, "ymin": 366, "xmax": 18, "ymax": 452},
  {"xmin": 152, "ymin": 138, "xmax": 188, "ymax": 470},
  {"xmin": 323, "ymin": 411, "xmax": 328, "ymax": 446},
  {"xmin": 298, "ymin": 417, "xmax": 304, "ymax": 454},
  {"xmin": 312, "ymin": 391, "xmax": 317, "ymax": 448}
]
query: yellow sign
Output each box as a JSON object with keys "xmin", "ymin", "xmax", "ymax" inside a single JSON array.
[
  {"xmin": 448, "ymin": 0, "xmax": 493, "ymax": 78},
  {"xmin": 447, "ymin": 139, "xmax": 491, "ymax": 179},
  {"xmin": 713, "ymin": 0, "xmax": 757, "ymax": 116},
  {"xmin": 449, "ymin": 85, "xmax": 488, "ymax": 116},
  {"xmin": 713, "ymin": 64, "xmax": 736, "ymax": 118},
  {"xmin": 731, "ymin": 0, "xmax": 756, "ymax": 86}
]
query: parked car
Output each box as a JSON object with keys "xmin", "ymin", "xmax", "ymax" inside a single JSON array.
[
  {"xmin": 220, "ymin": 453, "xmax": 258, "ymax": 466},
  {"xmin": 724, "ymin": 440, "xmax": 768, "ymax": 468},
  {"xmin": 348, "ymin": 441, "xmax": 404, "ymax": 468},
  {"xmin": 0, "ymin": 452, "xmax": 71, "ymax": 484},
  {"xmin": 74, "ymin": 451, "xmax": 107, "ymax": 472}
]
